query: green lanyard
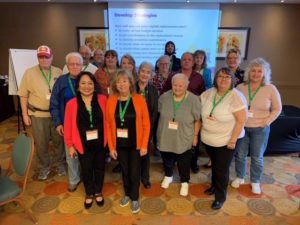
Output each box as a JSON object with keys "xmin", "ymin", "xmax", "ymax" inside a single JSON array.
[
  {"xmin": 39, "ymin": 66, "xmax": 52, "ymax": 92},
  {"xmin": 172, "ymin": 93, "xmax": 186, "ymax": 121},
  {"xmin": 169, "ymin": 58, "xmax": 173, "ymax": 71},
  {"xmin": 210, "ymin": 90, "xmax": 230, "ymax": 116},
  {"xmin": 86, "ymin": 107, "xmax": 93, "ymax": 129},
  {"xmin": 248, "ymin": 82, "xmax": 261, "ymax": 110},
  {"xmin": 82, "ymin": 64, "xmax": 88, "ymax": 71},
  {"xmin": 68, "ymin": 76, "xmax": 76, "ymax": 97},
  {"xmin": 119, "ymin": 95, "xmax": 131, "ymax": 126}
]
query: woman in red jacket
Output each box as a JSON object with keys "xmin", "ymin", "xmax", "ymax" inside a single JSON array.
[
  {"xmin": 106, "ymin": 69, "xmax": 150, "ymax": 214},
  {"xmin": 64, "ymin": 71, "xmax": 107, "ymax": 209}
]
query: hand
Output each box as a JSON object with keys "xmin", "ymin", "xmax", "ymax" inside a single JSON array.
[
  {"xmin": 22, "ymin": 114, "xmax": 31, "ymax": 126},
  {"xmin": 56, "ymin": 125, "xmax": 64, "ymax": 136},
  {"xmin": 68, "ymin": 146, "xmax": 77, "ymax": 158},
  {"xmin": 193, "ymin": 135, "xmax": 198, "ymax": 147},
  {"xmin": 227, "ymin": 141, "xmax": 236, "ymax": 150},
  {"xmin": 110, "ymin": 151, "xmax": 118, "ymax": 160},
  {"xmin": 140, "ymin": 148, "xmax": 147, "ymax": 156}
]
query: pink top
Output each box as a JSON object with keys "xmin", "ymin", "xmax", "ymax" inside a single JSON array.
[
  {"xmin": 64, "ymin": 95, "xmax": 107, "ymax": 154},
  {"xmin": 237, "ymin": 83, "xmax": 282, "ymax": 128}
]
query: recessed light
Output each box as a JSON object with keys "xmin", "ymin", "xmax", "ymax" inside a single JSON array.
[
  {"xmin": 281, "ymin": 0, "xmax": 285, "ymax": 2},
  {"xmin": 187, "ymin": 0, "xmax": 190, "ymax": 3}
]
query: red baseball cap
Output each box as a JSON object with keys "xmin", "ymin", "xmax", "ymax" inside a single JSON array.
[{"xmin": 37, "ymin": 45, "xmax": 53, "ymax": 57}]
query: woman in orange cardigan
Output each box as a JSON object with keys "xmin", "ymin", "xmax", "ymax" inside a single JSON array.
[{"xmin": 106, "ymin": 69, "xmax": 150, "ymax": 214}]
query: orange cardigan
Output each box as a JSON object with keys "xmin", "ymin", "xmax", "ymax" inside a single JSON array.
[{"xmin": 106, "ymin": 93, "xmax": 150, "ymax": 152}]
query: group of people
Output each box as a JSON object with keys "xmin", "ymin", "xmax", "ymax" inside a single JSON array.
[{"xmin": 17, "ymin": 41, "xmax": 282, "ymax": 213}]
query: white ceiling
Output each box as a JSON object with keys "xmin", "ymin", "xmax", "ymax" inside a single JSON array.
[{"xmin": 1, "ymin": 0, "xmax": 300, "ymax": 3}]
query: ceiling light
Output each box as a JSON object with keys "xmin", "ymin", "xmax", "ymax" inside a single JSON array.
[
  {"xmin": 187, "ymin": 0, "xmax": 190, "ymax": 3},
  {"xmin": 281, "ymin": 0, "xmax": 285, "ymax": 2}
]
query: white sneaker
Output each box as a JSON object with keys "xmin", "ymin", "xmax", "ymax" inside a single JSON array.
[
  {"xmin": 231, "ymin": 178, "xmax": 245, "ymax": 188},
  {"xmin": 161, "ymin": 176, "xmax": 173, "ymax": 189},
  {"xmin": 251, "ymin": 183, "xmax": 261, "ymax": 194},
  {"xmin": 180, "ymin": 182, "xmax": 189, "ymax": 196}
]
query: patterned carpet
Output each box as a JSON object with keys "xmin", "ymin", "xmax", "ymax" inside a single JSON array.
[{"xmin": 0, "ymin": 116, "xmax": 300, "ymax": 225}]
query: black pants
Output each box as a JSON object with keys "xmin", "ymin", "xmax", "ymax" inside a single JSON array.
[
  {"xmin": 160, "ymin": 149, "xmax": 192, "ymax": 183},
  {"xmin": 141, "ymin": 129, "xmax": 152, "ymax": 183},
  {"xmin": 117, "ymin": 147, "xmax": 141, "ymax": 201},
  {"xmin": 204, "ymin": 144, "xmax": 236, "ymax": 202},
  {"xmin": 190, "ymin": 133, "xmax": 200, "ymax": 169},
  {"xmin": 78, "ymin": 147, "xmax": 106, "ymax": 196}
]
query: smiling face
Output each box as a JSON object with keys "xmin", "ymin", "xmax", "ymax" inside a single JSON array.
[
  {"xmin": 78, "ymin": 74, "xmax": 95, "ymax": 97},
  {"xmin": 116, "ymin": 75, "xmax": 131, "ymax": 96},
  {"xmin": 249, "ymin": 65, "xmax": 264, "ymax": 84},
  {"xmin": 138, "ymin": 66, "xmax": 151, "ymax": 84},
  {"xmin": 79, "ymin": 46, "xmax": 92, "ymax": 65},
  {"xmin": 38, "ymin": 55, "xmax": 53, "ymax": 70},
  {"xmin": 181, "ymin": 53, "xmax": 194, "ymax": 71},
  {"xmin": 172, "ymin": 77, "xmax": 188, "ymax": 98},
  {"xmin": 226, "ymin": 52, "xmax": 241, "ymax": 70},
  {"xmin": 121, "ymin": 57, "xmax": 134, "ymax": 73},
  {"xmin": 158, "ymin": 57, "xmax": 170, "ymax": 75},
  {"xmin": 194, "ymin": 54, "xmax": 205, "ymax": 68},
  {"xmin": 166, "ymin": 43, "xmax": 175, "ymax": 55},
  {"xmin": 105, "ymin": 53, "xmax": 118, "ymax": 69},
  {"xmin": 67, "ymin": 56, "xmax": 83, "ymax": 77},
  {"xmin": 216, "ymin": 71, "xmax": 232, "ymax": 91}
]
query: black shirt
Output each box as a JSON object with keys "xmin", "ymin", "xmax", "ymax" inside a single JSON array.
[{"xmin": 115, "ymin": 99, "xmax": 136, "ymax": 148}]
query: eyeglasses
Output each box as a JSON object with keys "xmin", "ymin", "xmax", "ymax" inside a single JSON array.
[
  {"xmin": 160, "ymin": 63, "xmax": 170, "ymax": 66},
  {"xmin": 217, "ymin": 75, "xmax": 232, "ymax": 80},
  {"xmin": 68, "ymin": 63, "xmax": 82, "ymax": 67}
]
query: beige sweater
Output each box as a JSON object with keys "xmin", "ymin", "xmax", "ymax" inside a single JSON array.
[{"xmin": 237, "ymin": 83, "xmax": 282, "ymax": 128}]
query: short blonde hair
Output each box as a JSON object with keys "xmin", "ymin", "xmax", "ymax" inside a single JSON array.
[
  {"xmin": 111, "ymin": 69, "xmax": 136, "ymax": 95},
  {"xmin": 244, "ymin": 57, "xmax": 271, "ymax": 85}
]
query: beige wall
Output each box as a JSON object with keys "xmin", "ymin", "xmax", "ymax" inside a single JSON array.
[
  {"xmin": 0, "ymin": 3, "xmax": 106, "ymax": 71},
  {"xmin": 218, "ymin": 4, "xmax": 300, "ymax": 106},
  {"xmin": 0, "ymin": 3, "xmax": 299, "ymax": 106}
]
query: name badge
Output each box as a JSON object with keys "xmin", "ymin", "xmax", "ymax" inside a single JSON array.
[
  {"xmin": 117, "ymin": 128, "xmax": 128, "ymax": 138},
  {"xmin": 248, "ymin": 110, "xmax": 254, "ymax": 118},
  {"xmin": 107, "ymin": 87, "xmax": 110, "ymax": 95},
  {"xmin": 168, "ymin": 121, "xmax": 178, "ymax": 130},
  {"xmin": 86, "ymin": 130, "xmax": 98, "ymax": 141},
  {"xmin": 46, "ymin": 93, "xmax": 51, "ymax": 100}
]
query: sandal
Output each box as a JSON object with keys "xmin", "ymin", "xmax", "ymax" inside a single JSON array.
[
  {"xmin": 95, "ymin": 193, "xmax": 104, "ymax": 207},
  {"xmin": 84, "ymin": 195, "xmax": 94, "ymax": 209}
]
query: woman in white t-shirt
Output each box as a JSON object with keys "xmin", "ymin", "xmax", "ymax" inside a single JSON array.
[{"xmin": 200, "ymin": 67, "xmax": 247, "ymax": 210}]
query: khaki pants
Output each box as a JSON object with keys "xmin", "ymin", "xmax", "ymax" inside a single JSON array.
[{"xmin": 31, "ymin": 116, "xmax": 65, "ymax": 172}]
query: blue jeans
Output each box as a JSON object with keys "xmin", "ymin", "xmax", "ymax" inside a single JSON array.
[
  {"xmin": 65, "ymin": 145, "xmax": 80, "ymax": 185},
  {"xmin": 235, "ymin": 126, "xmax": 270, "ymax": 183}
]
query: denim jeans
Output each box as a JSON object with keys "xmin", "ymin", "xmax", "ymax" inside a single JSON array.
[
  {"xmin": 235, "ymin": 126, "xmax": 270, "ymax": 183},
  {"xmin": 65, "ymin": 145, "xmax": 81, "ymax": 185}
]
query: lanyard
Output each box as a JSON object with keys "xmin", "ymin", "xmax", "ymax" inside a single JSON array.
[
  {"xmin": 248, "ymin": 83, "xmax": 261, "ymax": 110},
  {"xmin": 210, "ymin": 90, "xmax": 230, "ymax": 116},
  {"xmin": 172, "ymin": 93, "xmax": 186, "ymax": 121},
  {"xmin": 82, "ymin": 64, "xmax": 88, "ymax": 71},
  {"xmin": 119, "ymin": 95, "xmax": 131, "ymax": 126},
  {"xmin": 86, "ymin": 107, "xmax": 93, "ymax": 128},
  {"xmin": 39, "ymin": 66, "xmax": 52, "ymax": 92},
  {"xmin": 68, "ymin": 76, "xmax": 76, "ymax": 97}
]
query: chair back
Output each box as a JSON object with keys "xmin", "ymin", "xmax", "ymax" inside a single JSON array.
[{"xmin": 12, "ymin": 133, "xmax": 34, "ymax": 177}]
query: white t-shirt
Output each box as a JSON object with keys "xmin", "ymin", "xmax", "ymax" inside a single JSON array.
[
  {"xmin": 200, "ymin": 87, "xmax": 247, "ymax": 147},
  {"xmin": 62, "ymin": 63, "xmax": 98, "ymax": 75}
]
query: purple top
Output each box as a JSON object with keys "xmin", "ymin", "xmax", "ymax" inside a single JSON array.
[{"xmin": 161, "ymin": 70, "xmax": 205, "ymax": 96}]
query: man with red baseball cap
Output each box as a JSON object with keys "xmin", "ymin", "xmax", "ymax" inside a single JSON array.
[{"xmin": 18, "ymin": 45, "xmax": 65, "ymax": 180}]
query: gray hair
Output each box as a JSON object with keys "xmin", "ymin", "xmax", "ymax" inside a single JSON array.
[
  {"xmin": 139, "ymin": 61, "xmax": 153, "ymax": 72},
  {"xmin": 157, "ymin": 55, "xmax": 170, "ymax": 64},
  {"xmin": 171, "ymin": 73, "xmax": 190, "ymax": 87},
  {"xmin": 79, "ymin": 45, "xmax": 92, "ymax": 54},
  {"xmin": 244, "ymin": 57, "xmax": 271, "ymax": 85},
  {"xmin": 65, "ymin": 52, "xmax": 83, "ymax": 65}
]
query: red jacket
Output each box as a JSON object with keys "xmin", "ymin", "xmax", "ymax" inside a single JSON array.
[
  {"xmin": 106, "ymin": 94, "xmax": 150, "ymax": 153},
  {"xmin": 64, "ymin": 95, "xmax": 107, "ymax": 154}
]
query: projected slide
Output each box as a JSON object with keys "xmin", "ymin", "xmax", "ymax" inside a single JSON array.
[{"xmin": 108, "ymin": 3, "xmax": 220, "ymax": 67}]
